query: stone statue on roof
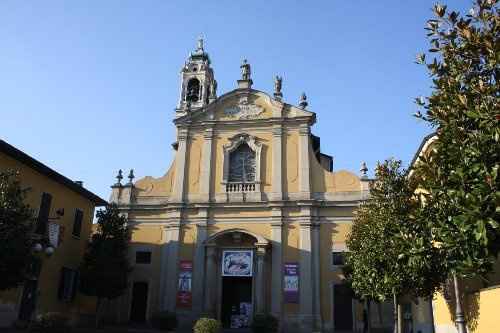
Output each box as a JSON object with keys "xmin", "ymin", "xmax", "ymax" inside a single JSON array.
[
  {"xmin": 241, "ymin": 59, "xmax": 251, "ymax": 81},
  {"xmin": 274, "ymin": 76, "xmax": 282, "ymax": 94}
]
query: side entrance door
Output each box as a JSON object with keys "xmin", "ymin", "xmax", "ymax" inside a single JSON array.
[
  {"xmin": 18, "ymin": 279, "xmax": 38, "ymax": 321},
  {"xmin": 333, "ymin": 284, "xmax": 354, "ymax": 331},
  {"xmin": 130, "ymin": 282, "xmax": 148, "ymax": 323}
]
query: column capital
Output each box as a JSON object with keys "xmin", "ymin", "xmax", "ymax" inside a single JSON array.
[
  {"xmin": 299, "ymin": 220, "xmax": 314, "ymax": 228},
  {"xmin": 270, "ymin": 221, "xmax": 283, "ymax": 228},
  {"xmin": 203, "ymin": 127, "xmax": 214, "ymax": 139},
  {"xmin": 272, "ymin": 126, "xmax": 283, "ymax": 137},
  {"xmin": 206, "ymin": 241, "xmax": 217, "ymax": 247},
  {"xmin": 178, "ymin": 128, "xmax": 189, "ymax": 141},
  {"xmin": 195, "ymin": 221, "xmax": 208, "ymax": 229},
  {"xmin": 206, "ymin": 243, "xmax": 217, "ymax": 259},
  {"xmin": 166, "ymin": 222, "xmax": 181, "ymax": 230},
  {"xmin": 255, "ymin": 243, "xmax": 268, "ymax": 256},
  {"xmin": 299, "ymin": 124, "xmax": 310, "ymax": 136}
]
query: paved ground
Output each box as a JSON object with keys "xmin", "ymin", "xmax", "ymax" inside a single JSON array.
[{"xmin": 0, "ymin": 328, "xmax": 254, "ymax": 333}]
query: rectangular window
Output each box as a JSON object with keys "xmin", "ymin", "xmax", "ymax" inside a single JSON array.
[
  {"xmin": 135, "ymin": 251, "xmax": 152, "ymax": 264},
  {"xmin": 72, "ymin": 209, "xmax": 83, "ymax": 238},
  {"xmin": 332, "ymin": 251, "xmax": 346, "ymax": 266},
  {"xmin": 35, "ymin": 192, "xmax": 52, "ymax": 235},
  {"xmin": 58, "ymin": 267, "xmax": 79, "ymax": 302}
]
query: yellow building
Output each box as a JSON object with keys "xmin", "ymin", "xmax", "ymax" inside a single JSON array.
[
  {"xmin": 410, "ymin": 134, "xmax": 500, "ymax": 333},
  {"xmin": 0, "ymin": 139, "xmax": 106, "ymax": 327}
]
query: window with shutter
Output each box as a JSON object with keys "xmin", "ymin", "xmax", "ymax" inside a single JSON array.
[
  {"xmin": 35, "ymin": 193, "xmax": 52, "ymax": 235},
  {"xmin": 72, "ymin": 209, "xmax": 83, "ymax": 238}
]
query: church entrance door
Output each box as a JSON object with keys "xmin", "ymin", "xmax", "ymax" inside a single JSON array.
[{"xmin": 221, "ymin": 276, "xmax": 252, "ymax": 329}]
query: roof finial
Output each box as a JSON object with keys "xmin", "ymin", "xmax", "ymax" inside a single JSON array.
[
  {"xmin": 115, "ymin": 169, "xmax": 123, "ymax": 186},
  {"xmin": 197, "ymin": 35, "xmax": 204, "ymax": 51},
  {"xmin": 127, "ymin": 169, "xmax": 135, "ymax": 185},
  {"xmin": 299, "ymin": 92, "xmax": 308, "ymax": 109},
  {"xmin": 360, "ymin": 162, "xmax": 368, "ymax": 179}
]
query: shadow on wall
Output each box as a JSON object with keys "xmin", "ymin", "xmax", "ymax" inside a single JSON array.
[{"xmin": 443, "ymin": 279, "xmax": 480, "ymax": 333}]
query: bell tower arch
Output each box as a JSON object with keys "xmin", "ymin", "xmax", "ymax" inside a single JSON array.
[{"xmin": 176, "ymin": 37, "xmax": 217, "ymax": 116}]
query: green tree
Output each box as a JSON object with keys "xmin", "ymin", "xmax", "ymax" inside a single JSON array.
[
  {"xmin": 346, "ymin": 159, "xmax": 443, "ymax": 333},
  {"xmin": 0, "ymin": 170, "xmax": 34, "ymax": 291},
  {"xmin": 79, "ymin": 204, "xmax": 131, "ymax": 327},
  {"xmin": 414, "ymin": 1, "xmax": 499, "ymax": 332}
]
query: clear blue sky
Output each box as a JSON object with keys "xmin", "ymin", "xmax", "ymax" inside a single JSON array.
[{"xmin": 0, "ymin": 1, "xmax": 472, "ymax": 200}]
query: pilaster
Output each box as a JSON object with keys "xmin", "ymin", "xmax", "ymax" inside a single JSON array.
[
  {"xmin": 312, "ymin": 219, "xmax": 322, "ymax": 330},
  {"xmin": 255, "ymin": 244, "xmax": 267, "ymax": 315},
  {"xmin": 271, "ymin": 126, "xmax": 283, "ymax": 201},
  {"xmin": 172, "ymin": 128, "xmax": 189, "ymax": 202},
  {"xmin": 160, "ymin": 226, "xmax": 170, "ymax": 310},
  {"xmin": 270, "ymin": 208, "xmax": 283, "ymax": 317},
  {"xmin": 299, "ymin": 207, "xmax": 313, "ymax": 331},
  {"xmin": 298, "ymin": 124, "xmax": 311, "ymax": 198},
  {"xmin": 199, "ymin": 127, "xmax": 214, "ymax": 201},
  {"xmin": 192, "ymin": 211, "xmax": 208, "ymax": 315},
  {"xmin": 203, "ymin": 243, "xmax": 217, "ymax": 316},
  {"xmin": 299, "ymin": 220, "xmax": 313, "ymax": 324},
  {"xmin": 165, "ymin": 222, "xmax": 181, "ymax": 311}
]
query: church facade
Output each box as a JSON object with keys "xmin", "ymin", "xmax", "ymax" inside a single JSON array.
[{"xmin": 109, "ymin": 40, "xmax": 427, "ymax": 332}]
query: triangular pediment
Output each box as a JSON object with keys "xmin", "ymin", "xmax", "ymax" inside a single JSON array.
[{"xmin": 174, "ymin": 89, "xmax": 315, "ymax": 125}]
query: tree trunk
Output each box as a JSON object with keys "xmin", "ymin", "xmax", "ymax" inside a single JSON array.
[
  {"xmin": 453, "ymin": 273, "xmax": 467, "ymax": 333},
  {"xmin": 393, "ymin": 290, "xmax": 398, "ymax": 333},
  {"xmin": 367, "ymin": 299, "xmax": 372, "ymax": 333},
  {"xmin": 397, "ymin": 301, "xmax": 403, "ymax": 333},
  {"xmin": 95, "ymin": 297, "xmax": 101, "ymax": 328}
]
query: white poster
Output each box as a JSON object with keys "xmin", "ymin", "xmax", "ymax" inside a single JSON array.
[{"xmin": 222, "ymin": 250, "xmax": 253, "ymax": 277}]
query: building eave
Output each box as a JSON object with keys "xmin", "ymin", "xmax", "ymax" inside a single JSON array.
[{"xmin": 0, "ymin": 139, "xmax": 107, "ymax": 206}]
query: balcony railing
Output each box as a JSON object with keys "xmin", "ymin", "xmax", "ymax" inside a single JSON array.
[{"xmin": 225, "ymin": 182, "xmax": 256, "ymax": 192}]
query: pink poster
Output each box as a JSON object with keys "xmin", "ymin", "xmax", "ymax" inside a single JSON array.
[{"xmin": 176, "ymin": 261, "xmax": 193, "ymax": 308}]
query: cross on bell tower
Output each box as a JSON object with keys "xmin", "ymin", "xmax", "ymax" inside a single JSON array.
[{"xmin": 176, "ymin": 37, "xmax": 217, "ymax": 116}]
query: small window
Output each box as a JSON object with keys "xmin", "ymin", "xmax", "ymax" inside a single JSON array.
[
  {"xmin": 136, "ymin": 251, "xmax": 152, "ymax": 264},
  {"xmin": 332, "ymin": 251, "xmax": 346, "ymax": 266},
  {"xmin": 58, "ymin": 267, "xmax": 78, "ymax": 302},
  {"xmin": 35, "ymin": 192, "xmax": 52, "ymax": 235},
  {"xmin": 72, "ymin": 209, "xmax": 83, "ymax": 238}
]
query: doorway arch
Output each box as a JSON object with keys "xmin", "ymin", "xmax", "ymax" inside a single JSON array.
[{"xmin": 202, "ymin": 229, "xmax": 270, "ymax": 328}]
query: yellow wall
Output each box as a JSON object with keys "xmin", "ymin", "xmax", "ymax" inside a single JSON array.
[
  {"xmin": 0, "ymin": 150, "xmax": 100, "ymax": 322},
  {"xmin": 467, "ymin": 286, "xmax": 500, "ymax": 333},
  {"xmin": 186, "ymin": 136, "xmax": 202, "ymax": 195},
  {"xmin": 434, "ymin": 283, "xmax": 500, "ymax": 333},
  {"xmin": 134, "ymin": 160, "xmax": 176, "ymax": 197}
]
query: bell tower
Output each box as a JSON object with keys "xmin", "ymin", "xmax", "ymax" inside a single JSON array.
[{"xmin": 176, "ymin": 37, "xmax": 217, "ymax": 116}]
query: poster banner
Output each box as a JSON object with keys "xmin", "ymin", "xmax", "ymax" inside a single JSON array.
[
  {"xmin": 284, "ymin": 262, "xmax": 299, "ymax": 303},
  {"xmin": 176, "ymin": 261, "xmax": 193, "ymax": 307},
  {"xmin": 222, "ymin": 250, "xmax": 253, "ymax": 277}
]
